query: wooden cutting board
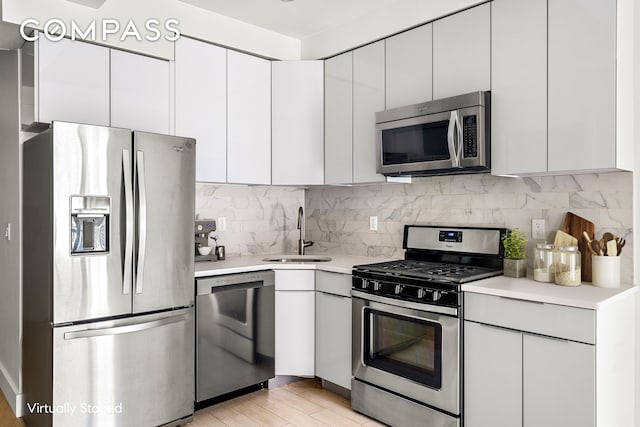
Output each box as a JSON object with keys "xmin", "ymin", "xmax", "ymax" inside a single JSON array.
[{"xmin": 560, "ymin": 212, "xmax": 595, "ymax": 282}]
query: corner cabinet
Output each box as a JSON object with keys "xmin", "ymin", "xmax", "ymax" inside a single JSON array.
[
  {"xmin": 353, "ymin": 41, "xmax": 385, "ymax": 184},
  {"xmin": 491, "ymin": 0, "xmax": 633, "ymax": 175},
  {"xmin": 174, "ymin": 37, "xmax": 227, "ymax": 183},
  {"xmin": 227, "ymin": 50, "xmax": 271, "ymax": 185},
  {"xmin": 315, "ymin": 271, "xmax": 351, "ymax": 390},
  {"xmin": 272, "ymin": 61, "xmax": 324, "ymax": 186},
  {"xmin": 274, "ymin": 270, "xmax": 315, "ymax": 376},
  {"xmin": 324, "ymin": 52, "xmax": 353, "ymax": 185},
  {"xmin": 25, "ymin": 36, "xmax": 110, "ymax": 128},
  {"xmin": 433, "ymin": 3, "xmax": 491, "ymax": 100},
  {"xmin": 464, "ymin": 292, "xmax": 635, "ymax": 427},
  {"xmin": 110, "ymin": 49, "xmax": 171, "ymax": 134}
]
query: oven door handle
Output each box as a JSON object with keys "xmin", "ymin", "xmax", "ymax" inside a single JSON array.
[{"xmin": 351, "ymin": 290, "xmax": 458, "ymax": 317}]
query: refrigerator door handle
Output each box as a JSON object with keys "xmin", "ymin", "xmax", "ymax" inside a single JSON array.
[
  {"xmin": 122, "ymin": 149, "xmax": 133, "ymax": 295},
  {"xmin": 135, "ymin": 151, "xmax": 147, "ymax": 295},
  {"xmin": 63, "ymin": 313, "xmax": 190, "ymax": 340}
]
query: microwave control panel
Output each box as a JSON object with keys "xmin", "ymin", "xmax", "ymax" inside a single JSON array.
[{"xmin": 462, "ymin": 115, "xmax": 478, "ymax": 158}]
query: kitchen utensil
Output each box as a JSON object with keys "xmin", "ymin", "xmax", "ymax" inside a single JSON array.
[
  {"xmin": 606, "ymin": 240, "xmax": 617, "ymax": 257},
  {"xmin": 602, "ymin": 232, "xmax": 615, "ymax": 242},
  {"xmin": 590, "ymin": 239, "xmax": 603, "ymax": 256},
  {"xmin": 560, "ymin": 212, "xmax": 595, "ymax": 282},
  {"xmin": 617, "ymin": 237, "xmax": 626, "ymax": 256},
  {"xmin": 582, "ymin": 232, "xmax": 597, "ymax": 256}
]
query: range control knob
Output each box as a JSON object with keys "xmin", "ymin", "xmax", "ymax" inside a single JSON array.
[
  {"xmin": 394, "ymin": 284, "xmax": 404, "ymax": 295},
  {"xmin": 373, "ymin": 281, "xmax": 382, "ymax": 291},
  {"xmin": 432, "ymin": 291, "xmax": 442, "ymax": 302},
  {"xmin": 417, "ymin": 288, "xmax": 427, "ymax": 299},
  {"xmin": 360, "ymin": 279, "xmax": 369, "ymax": 289}
]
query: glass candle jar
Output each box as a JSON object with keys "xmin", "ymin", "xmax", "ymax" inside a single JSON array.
[
  {"xmin": 533, "ymin": 243, "xmax": 555, "ymax": 283},
  {"xmin": 553, "ymin": 245, "xmax": 581, "ymax": 286}
]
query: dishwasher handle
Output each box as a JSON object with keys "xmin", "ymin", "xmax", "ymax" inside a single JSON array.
[
  {"xmin": 209, "ymin": 281, "xmax": 263, "ymax": 294},
  {"xmin": 196, "ymin": 271, "xmax": 275, "ymax": 296}
]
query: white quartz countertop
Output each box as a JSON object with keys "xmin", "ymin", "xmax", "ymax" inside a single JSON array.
[
  {"xmin": 462, "ymin": 275, "xmax": 638, "ymax": 310},
  {"xmin": 195, "ymin": 254, "xmax": 394, "ymax": 277}
]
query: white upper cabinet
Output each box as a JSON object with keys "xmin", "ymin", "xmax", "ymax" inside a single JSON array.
[
  {"xmin": 110, "ymin": 49, "xmax": 171, "ymax": 134},
  {"xmin": 547, "ymin": 0, "xmax": 620, "ymax": 172},
  {"xmin": 353, "ymin": 41, "xmax": 385, "ymax": 184},
  {"xmin": 175, "ymin": 37, "xmax": 227, "ymax": 183},
  {"xmin": 433, "ymin": 3, "xmax": 491, "ymax": 100},
  {"xmin": 272, "ymin": 61, "xmax": 324, "ymax": 186},
  {"xmin": 324, "ymin": 52, "xmax": 353, "ymax": 185},
  {"xmin": 227, "ymin": 50, "xmax": 271, "ymax": 185},
  {"xmin": 35, "ymin": 36, "xmax": 110, "ymax": 126},
  {"xmin": 385, "ymin": 24, "xmax": 433, "ymax": 109},
  {"xmin": 491, "ymin": 0, "xmax": 547, "ymax": 176}
]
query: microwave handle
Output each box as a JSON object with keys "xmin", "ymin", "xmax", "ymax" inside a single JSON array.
[{"xmin": 447, "ymin": 111, "xmax": 462, "ymax": 168}]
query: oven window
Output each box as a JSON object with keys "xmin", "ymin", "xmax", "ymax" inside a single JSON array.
[
  {"xmin": 364, "ymin": 309, "xmax": 442, "ymax": 389},
  {"xmin": 381, "ymin": 120, "xmax": 450, "ymax": 165}
]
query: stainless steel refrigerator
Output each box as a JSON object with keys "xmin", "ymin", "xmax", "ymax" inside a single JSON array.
[{"xmin": 22, "ymin": 121, "xmax": 196, "ymax": 427}]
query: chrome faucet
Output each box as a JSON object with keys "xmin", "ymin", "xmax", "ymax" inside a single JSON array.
[{"xmin": 297, "ymin": 206, "xmax": 313, "ymax": 255}]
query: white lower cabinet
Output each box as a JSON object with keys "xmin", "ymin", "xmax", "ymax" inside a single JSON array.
[
  {"xmin": 464, "ymin": 291, "xmax": 633, "ymax": 427},
  {"xmin": 274, "ymin": 271, "xmax": 314, "ymax": 376},
  {"xmin": 315, "ymin": 271, "xmax": 352, "ymax": 390}
]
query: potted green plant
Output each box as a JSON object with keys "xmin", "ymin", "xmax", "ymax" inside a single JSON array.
[{"xmin": 502, "ymin": 228, "xmax": 527, "ymax": 278}]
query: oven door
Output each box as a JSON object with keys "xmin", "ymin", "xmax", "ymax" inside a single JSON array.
[{"xmin": 352, "ymin": 291, "xmax": 460, "ymax": 415}]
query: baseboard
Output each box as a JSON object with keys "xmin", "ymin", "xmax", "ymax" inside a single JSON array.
[{"xmin": 0, "ymin": 360, "xmax": 22, "ymax": 417}]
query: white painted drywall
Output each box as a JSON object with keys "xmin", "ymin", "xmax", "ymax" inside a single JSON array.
[{"xmin": 1, "ymin": 0, "xmax": 300, "ymax": 60}]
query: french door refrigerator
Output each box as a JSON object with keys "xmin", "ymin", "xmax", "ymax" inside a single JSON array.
[{"xmin": 22, "ymin": 121, "xmax": 196, "ymax": 427}]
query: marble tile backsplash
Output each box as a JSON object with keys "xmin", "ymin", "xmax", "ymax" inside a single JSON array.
[
  {"xmin": 305, "ymin": 172, "xmax": 633, "ymax": 283},
  {"xmin": 196, "ymin": 183, "xmax": 305, "ymax": 256}
]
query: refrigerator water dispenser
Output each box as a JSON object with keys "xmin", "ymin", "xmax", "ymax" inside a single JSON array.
[{"xmin": 70, "ymin": 196, "xmax": 110, "ymax": 254}]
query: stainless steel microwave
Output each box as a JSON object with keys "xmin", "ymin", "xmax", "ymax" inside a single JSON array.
[{"xmin": 375, "ymin": 91, "xmax": 490, "ymax": 176}]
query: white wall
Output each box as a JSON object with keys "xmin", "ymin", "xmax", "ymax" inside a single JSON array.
[
  {"xmin": 633, "ymin": 0, "xmax": 640, "ymax": 421},
  {"xmin": 300, "ymin": 0, "xmax": 485, "ymax": 59},
  {"xmin": 1, "ymin": 0, "xmax": 300, "ymax": 60},
  {"xmin": 0, "ymin": 50, "xmax": 22, "ymax": 416}
]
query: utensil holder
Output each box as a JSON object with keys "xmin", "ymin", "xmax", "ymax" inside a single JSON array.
[{"xmin": 591, "ymin": 255, "xmax": 620, "ymax": 288}]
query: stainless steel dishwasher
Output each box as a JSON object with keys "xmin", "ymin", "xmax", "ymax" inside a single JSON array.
[{"xmin": 195, "ymin": 271, "xmax": 275, "ymax": 403}]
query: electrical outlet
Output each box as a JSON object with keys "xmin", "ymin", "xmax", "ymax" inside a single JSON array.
[
  {"xmin": 217, "ymin": 217, "xmax": 227, "ymax": 231},
  {"xmin": 532, "ymin": 219, "xmax": 545, "ymax": 239},
  {"xmin": 4, "ymin": 224, "xmax": 10, "ymax": 241},
  {"xmin": 369, "ymin": 216, "xmax": 378, "ymax": 231}
]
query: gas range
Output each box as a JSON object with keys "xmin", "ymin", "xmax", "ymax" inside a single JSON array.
[{"xmin": 352, "ymin": 225, "xmax": 507, "ymax": 308}]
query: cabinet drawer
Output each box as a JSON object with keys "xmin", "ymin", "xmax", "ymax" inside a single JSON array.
[
  {"xmin": 275, "ymin": 270, "xmax": 315, "ymax": 291},
  {"xmin": 464, "ymin": 293, "xmax": 595, "ymax": 344},
  {"xmin": 315, "ymin": 271, "xmax": 351, "ymax": 297}
]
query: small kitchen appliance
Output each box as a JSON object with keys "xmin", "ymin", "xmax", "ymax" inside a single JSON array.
[
  {"xmin": 195, "ymin": 219, "xmax": 217, "ymax": 262},
  {"xmin": 351, "ymin": 224, "xmax": 506, "ymax": 427},
  {"xmin": 376, "ymin": 91, "xmax": 490, "ymax": 177}
]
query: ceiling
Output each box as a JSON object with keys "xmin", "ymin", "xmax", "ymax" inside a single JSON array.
[{"xmin": 177, "ymin": 0, "xmax": 399, "ymax": 39}]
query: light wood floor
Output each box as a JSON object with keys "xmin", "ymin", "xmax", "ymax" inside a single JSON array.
[
  {"xmin": 187, "ymin": 379, "xmax": 384, "ymax": 427},
  {"xmin": 1, "ymin": 379, "xmax": 381, "ymax": 427}
]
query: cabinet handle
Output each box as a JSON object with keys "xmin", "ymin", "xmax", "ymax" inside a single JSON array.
[{"xmin": 498, "ymin": 295, "xmax": 545, "ymax": 305}]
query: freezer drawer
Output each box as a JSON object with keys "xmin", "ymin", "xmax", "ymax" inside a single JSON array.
[{"xmin": 50, "ymin": 309, "xmax": 194, "ymax": 427}]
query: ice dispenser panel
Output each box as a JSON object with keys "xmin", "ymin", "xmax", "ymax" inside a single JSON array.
[{"xmin": 70, "ymin": 196, "xmax": 110, "ymax": 254}]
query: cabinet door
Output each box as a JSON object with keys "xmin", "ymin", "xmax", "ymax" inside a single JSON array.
[
  {"xmin": 315, "ymin": 292, "xmax": 351, "ymax": 389},
  {"xmin": 523, "ymin": 334, "xmax": 595, "ymax": 427},
  {"xmin": 433, "ymin": 3, "xmax": 491, "ymax": 99},
  {"xmin": 175, "ymin": 37, "xmax": 227, "ymax": 183},
  {"xmin": 275, "ymin": 291, "xmax": 314, "ymax": 376},
  {"xmin": 111, "ymin": 49, "xmax": 170, "ymax": 134},
  {"xmin": 491, "ymin": 0, "xmax": 547, "ymax": 176},
  {"xmin": 272, "ymin": 61, "xmax": 324, "ymax": 185},
  {"xmin": 324, "ymin": 52, "xmax": 353, "ymax": 185},
  {"xmin": 353, "ymin": 41, "xmax": 385, "ymax": 184},
  {"xmin": 37, "ymin": 36, "xmax": 110, "ymax": 126},
  {"xmin": 464, "ymin": 321, "xmax": 522, "ymax": 427},
  {"xmin": 547, "ymin": 0, "xmax": 616, "ymax": 172},
  {"xmin": 385, "ymin": 24, "xmax": 433, "ymax": 109},
  {"xmin": 227, "ymin": 51, "xmax": 271, "ymax": 185}
]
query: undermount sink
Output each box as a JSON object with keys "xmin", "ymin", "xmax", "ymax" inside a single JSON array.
[{"xmin": 262, "ymin": 255, "xmax": 332, "ymax": 263}]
